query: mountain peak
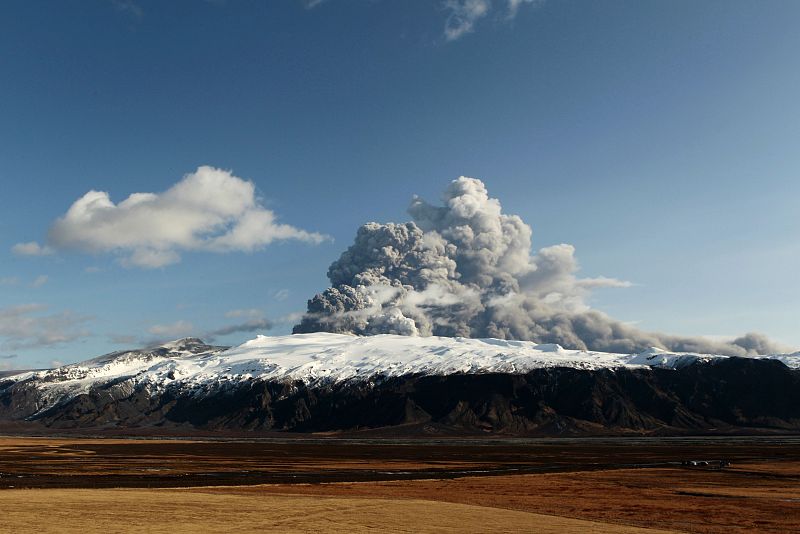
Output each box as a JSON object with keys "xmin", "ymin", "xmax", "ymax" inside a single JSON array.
[{"xmin": 158, "ymin": 337, "xmax": 210, "ymax": 351}]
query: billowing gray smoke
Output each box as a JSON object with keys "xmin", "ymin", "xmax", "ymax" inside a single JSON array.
[{"xmin": 294, "ymin": 177, "xmax": 783, "ymax": 356}]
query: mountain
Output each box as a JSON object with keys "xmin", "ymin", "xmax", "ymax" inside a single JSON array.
[{"xmin": 1, "ymin": 333, "xmax": 799, "ymax": 435}]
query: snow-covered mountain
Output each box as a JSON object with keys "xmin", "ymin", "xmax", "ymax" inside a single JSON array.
[
  {"xmin": 8, "ymin": 332, "xmax": 800, "ymax": 388},
  {"xmin": 2, "ymin": 333, "xmax": 799, "ymax": 435}
]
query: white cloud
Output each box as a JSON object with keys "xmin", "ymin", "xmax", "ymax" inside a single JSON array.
[
  {"xmin": 0, "ymin": 304, "xmax": 91, "ymax": 350},
  {"xmin": 28, "ymin": 166, "xmax": 327, "ymax": 269},
  {"xmin": 12, "ymin": 242, "xmax": 54, "ymax": 257},
  {"xmin": 506, "ymin": 0, "xmax": 542, "ymax": 19},
  {"xmin": 443, "ymin": 0, "xmax": 543, "ymax": 41},
  {"xmin": 577, "ymin": 276, "xmax": 634, "ymax": 290},
  {"xmin": 273, "ymin": 289, "xmax": 290, "ymax": 301},
  {"xmin": 0, "ymin": 275, "xmax": 51, "ymax": 288},
  {"xmin": 444, "ymin": 0, "xmax": 490, "ymax": 41}
]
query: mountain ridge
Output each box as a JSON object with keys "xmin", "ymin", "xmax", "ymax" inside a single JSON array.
[{"xmin": 1, "ymin": 333, "xmax": 798, "ymax": 436}]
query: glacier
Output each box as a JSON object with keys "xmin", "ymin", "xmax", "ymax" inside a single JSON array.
[{"xmin": 6, "ymin": 332, "xmax": 799, "ymax": 394}]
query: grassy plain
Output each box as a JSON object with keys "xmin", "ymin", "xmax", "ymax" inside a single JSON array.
[
  {"xmin": 0, "ymin": 487, "xmax": 676, "ymax": 533},
  {"xmin": 0, "ymin": 436, "xmax": 797, "ymax": 532}
]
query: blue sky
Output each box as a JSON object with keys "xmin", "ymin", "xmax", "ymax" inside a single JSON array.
[{"xmin": 1, "ymin": 0, "xmax": 798, "ymax": 368}]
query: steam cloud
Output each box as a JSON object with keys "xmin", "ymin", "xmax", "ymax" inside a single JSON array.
[{"xmin": 294, "ymin": 177, "xmax": 783, "ymax": 357}]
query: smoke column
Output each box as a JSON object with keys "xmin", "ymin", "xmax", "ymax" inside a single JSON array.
[{"xmin": 294, "ymin": 177, "xmax": 781, "ymax": 356}]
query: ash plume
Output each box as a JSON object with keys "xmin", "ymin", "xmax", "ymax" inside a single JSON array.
[{"xmin": 294, "ymin": 177, "xmax": 784, "ymax": 356}]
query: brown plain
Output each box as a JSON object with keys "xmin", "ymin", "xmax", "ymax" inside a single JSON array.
[{"xmin": 0, "ymin": 436, "xmax": 798, "ymax": 533}]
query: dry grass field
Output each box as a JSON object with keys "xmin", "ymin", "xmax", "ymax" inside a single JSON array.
[
  {"xmin": 238, "ymin": 463, "xmax": 800, "ymax": 533},
  {"xmin": 0, "ymin": 487, "xmax": 676, "ymax": 533},
  {"xmin": 0, "ymin": 435, "xmax": 798, "ymax": 532}
]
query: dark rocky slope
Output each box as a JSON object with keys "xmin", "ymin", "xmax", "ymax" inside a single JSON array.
[{"xmin": 1, "ymin": 357, "xmax": 798, "ymax": 435}]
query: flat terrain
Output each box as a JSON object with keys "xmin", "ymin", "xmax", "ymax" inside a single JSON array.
[
  {"xmin": 0, "ymin": 436, "xmax": 798, "ymax": 532},
  {"xmin": 0, "ymin": 488, "xmax": 674, "ymax": 534}
]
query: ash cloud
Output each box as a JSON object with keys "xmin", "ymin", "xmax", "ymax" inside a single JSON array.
[
  {"xmin": 294, "ymin": 177, "xmax": 784, "ymax": 357},
  {"xmin": 206, "ymin": 319, "xmax": 272, "ymax": 338},
  {"xmin": 124, "ymin": 310, "xmax": 276, "ymax": 347}
]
